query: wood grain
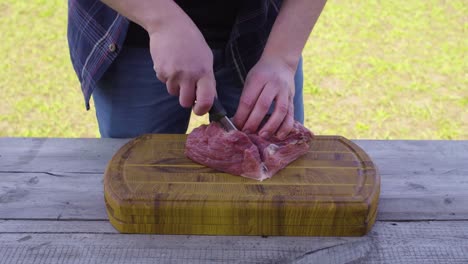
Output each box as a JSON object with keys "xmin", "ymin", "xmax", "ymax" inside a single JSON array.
[
  {"xmin": 0, "ymin": 162, "xmax": 466, "ymax": 221},
  {"xmin": 0, "ymin": 221, "xmax": 466, "ymax": 264},
  {"xmin": 1, "ymin": 138, "xmax": 467, "ymax": 262},
  {"xmin": 0, "ymin": 137, "xmax": 129, "ymax": 173},
  {"xmin": 1, "ymin": 138, "xmax": 466, "ymax": 174},
  {"xmin": 103, "ymin": 134, "xmax": 380, "ymax": 236}
]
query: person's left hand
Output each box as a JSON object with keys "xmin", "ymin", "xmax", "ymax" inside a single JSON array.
[{"xmin": 233, "ymin": 56, "xmax": 296, "ymax": 139}]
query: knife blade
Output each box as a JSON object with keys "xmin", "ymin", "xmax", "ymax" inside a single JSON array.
[{"xmin": 209, "ymin": 97, "xmax": 238, "ymax": 131}]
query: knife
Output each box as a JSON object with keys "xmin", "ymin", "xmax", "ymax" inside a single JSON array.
[{"xmin": 209, "ymin": 97, "xmax": 238, "ymax": 131}]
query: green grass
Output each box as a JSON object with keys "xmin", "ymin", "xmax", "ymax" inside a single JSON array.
[{"xmin": 0, "ymin": 0, "xmax": 466, "ymax": 139}]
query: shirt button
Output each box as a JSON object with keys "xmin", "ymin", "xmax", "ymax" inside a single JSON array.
[{"xmin": 108, "ymin": 43, "xmax": 117, "ymax": 52}]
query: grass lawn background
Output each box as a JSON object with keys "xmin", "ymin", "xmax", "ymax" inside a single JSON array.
[{"xmin": 1, "ymin": 0, "xmax": 466, "ymax": 139}]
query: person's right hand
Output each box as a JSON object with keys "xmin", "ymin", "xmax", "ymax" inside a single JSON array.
[{"xmin": 148, "ymin": 17, "xmax": 216, "ymax": 115}]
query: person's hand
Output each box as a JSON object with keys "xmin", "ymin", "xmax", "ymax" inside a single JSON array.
[
  {"xmin": 233, "ymin": 56, "xmax": 296, "ymax": 139},
  {"xmin": 148, "ymin": 18, "xmax": 216, "ymax": 115}
]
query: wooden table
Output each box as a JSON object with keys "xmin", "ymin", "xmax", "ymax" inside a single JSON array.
[{"xmin": 0, "ymin": 138, "xmax": 467, "ymax": 264}]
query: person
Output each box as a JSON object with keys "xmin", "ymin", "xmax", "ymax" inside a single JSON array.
[{"xmin": 67, "ymin": 0, "xmax": 326, "ymax": 139}]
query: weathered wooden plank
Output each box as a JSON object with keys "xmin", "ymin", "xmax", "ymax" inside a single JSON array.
[
  {"xmin": 1, "ymin": 170, "xmax": 467, "ymax": 221},
  {"xmin": 0, "ymin": 221, "xmax": 466, "ymax": 263},
  {"xmin": 0, "ymin": 220, "xmax": 117, "ymax": 233},
  {"xmin": 378, "ymin": 170, "xmax": 468, "ymax": 220},
  {"xmin": 0, "ymin": 138, "xmax": 467, "ymax": 174},
  {"xmin": 356, "ymin": 140, "xmax": 468, "ymax": 156},
  {"xmin": 0, "ymin": 172, "xmax": 106, "ymax": 220},
  {"xmin": 0, "ymin": 138, "xmax": 129, "ymax": 173},
  {"xmin": 1, "ymin": 139, "xmax": 467, "ymax": 221},
  {"xmin": 1, "ymin": 139, "xmax": 466, "ymax": 263}
]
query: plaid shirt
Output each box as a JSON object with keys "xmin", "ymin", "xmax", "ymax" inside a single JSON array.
[{"xmin": 67, "ymin": 0, "xmax": 282, "ymax": 110}]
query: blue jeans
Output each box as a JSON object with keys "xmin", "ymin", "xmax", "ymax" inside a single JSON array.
[{"xmin": 93, "ymin": 47, "xmax": 304, "ymax": 138}]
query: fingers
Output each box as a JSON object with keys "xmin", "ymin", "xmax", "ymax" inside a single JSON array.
[
  {"xmin": 179, "ymin": 79, "xmax": 196, "ymax": 108},
  {"xmin": 242, "ymin": 83, "xmax": 277, "ymax": 135},
  {"xmin": 193, "ymin": 73, "xmax": 216, "ymax": 115},
  {"xmin": 166, "ymin": 77, "xmax": 180, "ymax": 96},
  {"xmin": 233, "ymin": 77, "xmax": 265, "ymax": 131},
  {"xmin": 258, "ymin": 86, "xmax": 289, "ymax": 138},
  {"xmin": 276, "ymin": 98, "xmax": 295, "ymax": 139},
  {"xmin": 160, "ymin": 69, "xmax": 215, "ymax": 114},
  {"xmin": 233, "ymin": 71, "xmax": 294, "ymax": 137},
  {"xmin": 155, "ymin": 69, "xmax": 168, "ymax": 83}
]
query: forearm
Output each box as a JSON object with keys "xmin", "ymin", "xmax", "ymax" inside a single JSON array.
[
  {"xmin": 100, "ymin": 0, "xmax": 193, "ymax": 34},
  {"xmin": 262, "ymin": 0, "xmax": 327, "ymax": 71}
]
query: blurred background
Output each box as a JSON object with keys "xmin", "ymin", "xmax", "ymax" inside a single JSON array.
[{"xmin": 0, "ymin": 0, "xmax": 466, "ymax": 139}]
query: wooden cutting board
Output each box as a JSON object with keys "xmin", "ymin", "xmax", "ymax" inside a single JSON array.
[{"xmin": 104, "ymin": 134, "xmax": 380, "ymax": 236}]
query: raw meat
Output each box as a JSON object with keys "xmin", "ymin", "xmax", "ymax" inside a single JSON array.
[{"xmin": 185, "ymin": 121, "xmax": 313, "ymax": 181}]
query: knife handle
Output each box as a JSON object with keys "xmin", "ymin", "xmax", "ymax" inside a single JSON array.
[{"xmin": 209, "ymin": 97, "xmax": 227, "ymax": 122}]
